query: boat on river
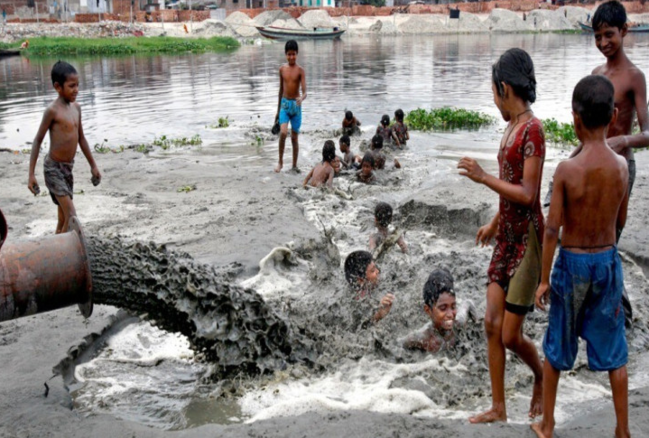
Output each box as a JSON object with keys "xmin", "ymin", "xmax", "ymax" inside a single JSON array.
[
  {"xmin": 579, "ymin": 21, "xmax": 649, "ymax": 33},
  {"xmin": 0, "ymin": 49, "xmax": 21, "ymax": 58},
  {"xmin": 256, "ymin": 25, "xmax": 345, "ymax": 41}
]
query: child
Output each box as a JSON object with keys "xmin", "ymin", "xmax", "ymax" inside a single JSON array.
[
  {"xmin": 458, "ymin": 48, "xmax": 545, "ymax": 423},
  {"xmin": 342, "ymin": 110, "xmax": 361, "ymax": 136},
  {"xmin": 376, "ymin": 114, "xmax": 401, "ymax": 149},
  {"xmin": 356, "ymin": 153, "xmax": 376, "ymax": 184},
  {"xmin": 402, "ymin": 268, "xmax": 476, "ymax": 353},
  {"xmin": 532, "ymin": 75, "xmax": 630, "ymax": 438},
  {"xmin": 392, "ymin": 109, "xmax": 409, "ymax": 147},
  {"xmin": 339, "ymin": 135, "xmax": 360, "ymax": 170},
  {"xmin": 369, "ymin": 202, "xmax": 407, "ymax": 254},
  {"xmin": 28, "ymin": 61, "xmax": 101, "ymax": 234},
  {"xmin": 371, "ymin": 135, "xmax": 401, "ymax": 170},
  {"xmin": 274, "ymin": 40, "xmax": 307, "ymax": 173},
  {"xmin": 303, "ymin": 140, "xmax": 336, "ymax": 188},
  {"xmin": 344, "ymin": 250, "xmax": 395, "ymax": 323}
]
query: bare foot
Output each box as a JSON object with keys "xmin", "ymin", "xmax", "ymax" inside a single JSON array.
[
  {"xmin": 274, "ymin": 163, "xmax": 283, "ymax": 173},
  {"xmin": 529, "ymin": 377, "xmax": 543, "ymax": 418},
  {"xmin": 290, "ymin": 166, "xmax": 300, "ymax": 174},
  {"xmin": 530, "ymin": 421, "xmax": 552, "ymax": 438},
  {"xmin": 615, "ymin": 425, "xmax": 631, "ymax": 438},
  {"xmin": 468, "ymin": 407, "xmax": 506, "ymax": 424}
]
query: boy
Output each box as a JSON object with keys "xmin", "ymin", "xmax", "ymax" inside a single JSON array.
[
  {"xmin": 402, "ymin": 268, "xmax": 476, "ymax": 353},
  {"xmin": 303, "ymin": 140, "xmax": 336, "ymax": 188},
  {"xmin": 370, "ymin": 135, "xmax": 401, "ymax": 170},
  {"xmin": 531, "ymin": 75, "xmax": 630, "ymax": 438},
  {"xmin": 356, "ymin": 153, "xmax": 376, "ymax": 184},
  {"xmin": 369, "ymin": 202, "xmax": 407, "ymax": 254},
  {"xmin": 393, "ymin": 109, "xmax": 409, "ymax": 147},
  {"xmin": 339, "ymin": 135, "xmax": 360, "ymax": 170},
  {"xmin": 342, "ymin": 110, "xmax": 361, "ymax": 137},
  {"xmin": 344, "ymin": 250, "xmax": 394, "ymax": 323},
  {"xmin": 28, "ymin": 61, "xmax": 101, "ymax": 234},
  {"xmin": 274, "ymin": 40, "xmax": 307, "ymax": 173}
]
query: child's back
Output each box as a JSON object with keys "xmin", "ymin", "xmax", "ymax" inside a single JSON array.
[{"xmin": 303, "ymin": 140, "xmax": 336, "ymax": 188}]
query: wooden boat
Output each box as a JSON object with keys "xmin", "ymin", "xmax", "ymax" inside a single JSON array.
[
  {"xmin": 0, "ymin": 49, "xmax": 21, "ymax": 58},
  {"xmin": 256, "ymin": 25, "xmax": 345, "ymax": 41},
  {"xmin": 579, "ymin": 21, "xmax": 649, "ymax": 33}
]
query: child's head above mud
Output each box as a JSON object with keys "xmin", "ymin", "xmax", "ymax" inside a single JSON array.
[
  {"xmin": 51, "ymin": 61, "xmax": 78, "ymax": 88},
  {"xmin": 375, "ymin": 202, "xmax": 393, "ymax": 228},
  {"xmin": 422, "ymin": 268, "xmax": 457, "ymax": 332},
  {"xmin": 345, "ymin": 110, "xmax": 354, "ymax": 121},
  {"xmin": 572, "ymin": 75, "xmax": 616, "ymax": 131},
  {"xmin": 344, "ymin": 250, "xmax": 379, "ymax": 290},
  {"xmin": 395, "ymin": 109, "xmax": 405, "ymax": 122},
  {"xmin": 592, "ymin": 0, "xmax": 627, "ymax": 31},
  {"xmin": 339, "ymin": 135, "xmax": 350, "ymax": 151},
  {"xmin": 361, "ymin": 152, "xmax": 374, "ymax": 172},
  {"xmin": 492, "ymin": 48, "xmax": 537, "ymax": 106},
  {"xmin": 381, "ymin": 114, "xmax": 390, "ymax": 127},
  {"xmin": 322, "ymin": 140, "xmax": 336, "ymax": 163},
  {"xmin": 371, "ymin": 134, "xmax": 383, "ymax": 150}
]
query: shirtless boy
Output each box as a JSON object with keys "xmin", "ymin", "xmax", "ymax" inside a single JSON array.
[
  {"xmin": 339, "ymin": 135, "xmax": 360, "ymax": 170},
  {"xmin": 342, "ymin": 110, "xmax": 361, "ymax": 137},
  {"xmin": 344, "ymin": 250, "xmax": 395, "ymax": 324},
  {"xmin": 532, "ymin": 75, "xmax": 630, "ymax": 438},
  {"xmin": 356, "ymin": 153, "xmax": 376, "ymax": 184},
  {"xmin": 369, "ymin": 202, "xmax": 407, "ymax": 254},
  {"xmin": 303, "ymin": 140, "xmax": 336, "ymax": 188},
  {"xmin": 274, "ymin": 40, "xmax": 307, "ymax": 173},
  {"xmin": 28, "ymin": 61, "xmax": 101, "ymax": 234}
]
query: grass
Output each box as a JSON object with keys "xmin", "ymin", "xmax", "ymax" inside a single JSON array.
[
  {"xmin": 542, "ymin": 118, "xmax": 579, "ymax": 147},
  {"xmin": 94, "ymin": 139, "xmax": 125, "ymax": 154},
  {"xmin": 207, "ymin": 116, "xmax": 230, "ymax": 129},
  {"xmin": 0, "ymin": 36, "xmax": 239, "ymax": 56},
  {"xmin": 405, "ymin": 107, "xmax": 495, "ymax": 131}
]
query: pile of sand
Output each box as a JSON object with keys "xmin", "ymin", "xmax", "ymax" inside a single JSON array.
[
  {"xmin": 556, "ymin": 5, "xmax": 590, "ymax": 27},
  {"xmin": 193, "ymin": 19, "xmax": 234, "ymax": 37},
  {"xmin": 369, "ymin": 18, "xmax": 399, "ymax": 35},
  {"xmin": 298, "ymin": 9, "xmax": 337, "ymax": 29},
  {"xmin": 449, "ymin": 11, "xmax": 489, "ymax": 33},
  {"xmin": 225, "ymin": 11, "xmax": 259, "ymax": 38},
  {"xmin": 487, "ymin": 8, "xmax": 534, "ymax": 32},
  {"xmin": 253, "ymin": 10, "xmax": 294, "ymax": 26},
  {"xmin": 398, "ymin": 15, "xmax": 446, "ymax": 34},
  {"xmin": 270, "ymin": 18, "xmax": 305, "ymax": 30},
  {"xmin": 528, "ymin": 9, "xmax": 574, "ymax": 31}
]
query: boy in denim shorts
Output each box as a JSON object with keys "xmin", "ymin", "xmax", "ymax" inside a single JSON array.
[{"xmin": 532, "ymin": 75, "xmax": 630, "ymax": 438}]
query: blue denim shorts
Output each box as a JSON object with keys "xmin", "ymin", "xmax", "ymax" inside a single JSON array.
[
  {"xmin": 543, "ymin": 247, "xmax": 627, "ymax": 371},
  {"xmin": 278, "ymin": 97, "xmax": 302, "ymax": 133}
]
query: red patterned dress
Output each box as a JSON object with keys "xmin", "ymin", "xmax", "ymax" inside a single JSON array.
[{"xmin": 488, "ymin": 117, "xmax": 546, "ymax": 286}]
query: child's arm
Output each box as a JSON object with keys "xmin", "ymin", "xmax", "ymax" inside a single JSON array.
[
  {"xmin": 326, "ymin": 167, "xmax": 334, "ymax": 188},
  {"xmin": 608, "ymin": 71, "xmax": 649, "ymax": 153},
  {"xmin": 372, "ymin": 293, "xmax": 394, "ymax": 323},
  {"xmin": 397, "ymin": 235, "xmax": 408, "ymax": 254},
  {"xmin": 302, "ymin": 167, "xmax": 314, "ymax": 187},
  {"xmin": 77, "ymin": 105, "xmax": 101, "ymax": 183},
  {"xmin": 369, "ymin": 234, "xmax": 377, "ymax": 251},
  {"xmin": 617, "ymin": 165, "xmax": 630, "ymax": 232},
  {"xmin": 391, "ymin": 130, "xmax": 401, "ymax": 148},
  {"xmin": 28, "ymin": 107, "xmax": 55, "ymax": 194},
  {"xmin": 536, "ymin": 165, "xmax": 565, "ymax": 311},
  {"xmin": 275, "ymin": 67, "xmax": 284, "ymax": 121},
  {"xmin": 476, "ymin": 211, "xmax": 500, "ymax": 247},
  {"xmin": 405, "ymin": 125, "xmax": 409, "ymax": 141},
  {"xmin": 296, "ymin": 66, "xmax": 307, "ymax": 105},
  {"xmin": 355, "ymin": 117, "xmax": 361, "ymax": 126}
]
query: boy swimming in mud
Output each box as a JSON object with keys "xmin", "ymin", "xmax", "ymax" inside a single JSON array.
[
  {"xmin": 274, "ymin": 40, "xmax": 307, "ymax": 173},
  {"xmin": 458, "ymin": 48, "xmax": 545, "ymax": 423},
  {"xmin": 303, "ymin": 140, "xmax": 336, "ymax": 188},
  {"xmin": 392, "ymin": 109, "xmax": 409, "ymax": 147},
  {"xmin": 376, "ymin": 114, "xmax": 400, "ymax": 149},
  {"xmin": 342, "ymin": 110, "xmax": 361, "ymax": 137},
  {"xmin": 356, "ymin": 153, "xmax": 376, "ymax": 184},
  {"xmin": 532, "ymin": 75, "xmax": 630, "ymax": 438},
  {"xmin": 28, "ymin": 61, "xmax": 101, "ymax": 234},
  {"xmin": 369, "ymin": 202, "xmax": 407, "ymax": 255},
  {"xmin": 370, "ymin": 135, "xmax": 401, "ymax": 170},
  {"xmin": 344, "ymin": 250, "xmax": 394, "ymax": 324},
  {"xmin": 402, "ymin": 268, "xmax": 476, "ymax": 353},
  {"xmin": 339, "ymin": 135, "xmax": 361, "ymax": 170}
]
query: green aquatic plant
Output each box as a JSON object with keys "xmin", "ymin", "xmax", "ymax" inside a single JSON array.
[
  {"xmin": 94, "ymin": 139, "xmax": 124, "ymax": 154},
  {"xmin": 177, "ymin": 184, "xmax": 197, "ymax": 193},
  {"xmin": 542, "ymin": 118, "xmax": 579, "ymax": 147},
  {"xmin": 207, "ymin": 117, "xmax": 230, "ymax": 129},
  {"xmin": 405, "ymin": 108, "xmax": 495, "ymax": 131}
]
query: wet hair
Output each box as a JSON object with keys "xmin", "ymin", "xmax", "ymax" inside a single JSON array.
[
  {"xmin": 371, "ymin": 134, "xmax": 383, "ymax": 150},
  {"xmin": 492, "ymin": 48, "xmax": 537, "ymax": 104},
  {"xmin": 375, "ymin": 202, "xmax": 393, "ymax": 228},
  {"xmin": 285, "ymin": 40, "xmax": 298, "ymax": 53},
  {"xmin": 395, "ymin": 109, "xmax": 405, "ymax": 122},
  {"xmin": 361, "ymin": 152, "xmax": 375, "ymax": 168},
  {"xmin": 572, "ymin": 75, "xmax": 615, "ymax": 130},
  {"xmin": 592, "ymin": 0, "xmax": 627, "ymax": 31},
  {"xmin": 345, "ymin": 110, "xmax": 354, "ymax": 121},
  {"xmin": 381, "ymin": 114, "xmax": 390, "ymax": 126},
  {"xmin": 423, "ymin": 268, "xmax": 455, "ymax": 308},
  {"xmin": 51, "ymin": 61, "xmax": 77, "ymax": 87},
  {"xmin": 339, "ymin": 135, "xmax": 350, "ymax": 147},
  {"xmin": 322, "ymin": 140, "xmax": 336, "ymax": 163},
  {"xmin": 344, "ymin": 250, "xmax": 373, "ymax": 287}
]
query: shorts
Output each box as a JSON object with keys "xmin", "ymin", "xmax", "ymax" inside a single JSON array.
[
  {"xmin": 500, "ymin": 223, "xmax": 541, "ymax": 315},
  {"xmin": 44, "ymin": 154, "xmax": 74, "ymax": 206},
  {"xmin": 543, "ymin": 247, "xmax": 627, "ymax": 372},
  {"xmin": 278, "ymin": 97, "xmax": 302, "ymax": 134}
]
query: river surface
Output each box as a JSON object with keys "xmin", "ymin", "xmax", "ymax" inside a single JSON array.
[{"xmin": 3, "ymin": 33, "xmax": 649, "ymax": 431}]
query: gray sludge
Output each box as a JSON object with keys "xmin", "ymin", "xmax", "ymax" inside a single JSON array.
[{"xmin": 87, "ymin": 236, "xmax": 319, "ymax": 377}]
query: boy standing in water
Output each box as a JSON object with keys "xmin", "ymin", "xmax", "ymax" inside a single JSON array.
[
  {"xmin": 532, "ymin": 75, "xmax": 630, "ymax": 438},
  {"xmin": 274, "ymin": 40, "xmax": 307, "ymax": 173},
  {"xmin": 28, "ymin": 61, "xmax": 101, "ymax": 234}
]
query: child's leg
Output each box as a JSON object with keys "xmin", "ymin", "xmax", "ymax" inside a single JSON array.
[
  {"xmin": 56, "ymin": 205, "xmax": 65, "ymax": 234},
  {"xmin": 290, "ymin": 131, "xmax": 299, "ymax": 169},
  {"xmin": 55, "ymin": 195, "xmax": 76, "ymax": 234},
  {"xmin": 502, "ymin": 311, "xmax": 544, "ymax": 418},
  {"xmin": 530, "ymin": 359, "xmax": 561, "ymax": 438},
  {"xmin": 469, "ymin": 282, "xmax": 508, "ymax": 424},
  {"xmin": 275, "ymin": 123, "xmax": 288, "ymax": 173},
  {"xmin": 610, "ymin": 365, "xmax": 630, "ymax": 438}
]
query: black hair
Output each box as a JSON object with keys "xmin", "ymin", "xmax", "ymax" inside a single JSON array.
[
  {"xmin": 361, "ymin": 152, "xmax": 375, "ymax": 168},
  {"xmin": 381, "ymin": 114, "xmax": 390, "ymax": 126},
  {"xmin": 423, "ymin": 268, "xmax": 455, "ymax": 308},
  {"xmin": 339, "ymin": 135, "xmax": 350, "ymax": 147},
  {"xmin": 344, "ymin": 250, "xmax": 373, "ymax": 287},
  {"xmin": 395, "ymin": 109, "xmax": 404, "ymax": 122},
  {"xmin": 51, "ymin": 61, "xmax": 77, "ymax": 87},
  {"xmin": 371, "ymin": 134, "xmax": 383, "ymax": 150},
  {"xmin": 572, "ymin": 75, "xmax": 615, "ymax": 130},
  {"xmin": 375, "ymin": 202, "xmax": 393, "ymax": 228},
  {"xmin": 492, "ymin": 48, "xmax": 537, "ymax": 104},
  {"xmin": 592, "ymin": 0, "xmax": 627, "ymax": 31},
  {"xmin": 285, "ymin": 40, "xmax": 298, "ymax": 53},
  {"xmin": 345, "ymin": 110, "xmax": 353, "ymax": 121},
  {"xmin": 323, "ymin": 140, "xmax": 336, "ymax": 163}
]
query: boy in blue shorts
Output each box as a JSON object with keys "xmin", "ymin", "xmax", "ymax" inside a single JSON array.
[
  {"xmin": 532, "ymin": 75, "xmax": 630, "ymax": 438},
  {"xmin": 274, "ymin": 40, "xmax": 307, "ymax": 173}
]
